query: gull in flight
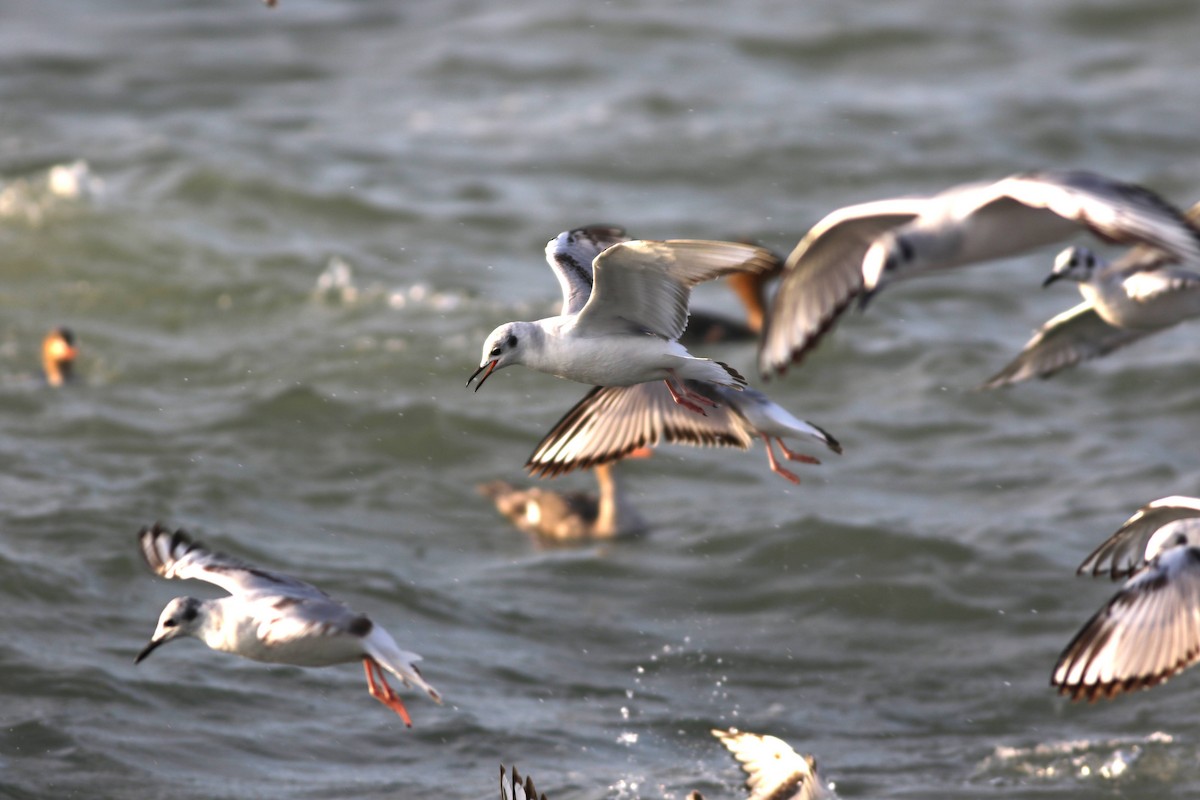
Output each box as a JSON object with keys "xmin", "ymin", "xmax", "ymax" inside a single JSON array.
[
  {"xmin": 690, "ymin": 728, "xmax": 830, "ymax": 800},
  {"xmin": 135, "ymin": 523, "xmax": 441, "ymax": 726},
  {"xmin": 1052, "ymin": 496, "xmax": 1200, "ymax": 701},
  {"xmin": 468, "ymin": 228, "xmax": 778, "ymax": 414},
  {"xmin": 982, "ymin": 206, "xmax": 1200, "ymax": 388},
  {"xmin": 759, "ymin": 170, "xmax": 1200, "ymax": 376},
  {"xmin": 508, "ymin": 226, "xmax": 838, "ymax": 483}
]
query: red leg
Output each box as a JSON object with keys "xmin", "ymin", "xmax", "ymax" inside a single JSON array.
[
  {"xmin": 663, "ymin": 376, "xmax": 709, "ymax": 416},
  {"xmin": 761, "ymin": 436, "xmax": 800, "ymax": 484},
  {"xmin": 363, "ymin": 658, "xmax": 413, "ymax": 727},
  {"xmin": 776, "ymin": 439, "xmax": 820, "ymax": 464}
]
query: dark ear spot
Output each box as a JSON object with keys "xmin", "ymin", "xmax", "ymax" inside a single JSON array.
[
  {"xmin": 182, "ymin": 603, "xmax": 199, "ymax": 622},
  {"xmin": 507, "ymin": 334, "xmax": 518, "ymax": 348},
  {"xmin": 347, "ymin": 616, "xmax": 373, "ymax": 637},
  {"xmin": 896, "ymin": 236, "xmax": 914, "ymax": 263}
]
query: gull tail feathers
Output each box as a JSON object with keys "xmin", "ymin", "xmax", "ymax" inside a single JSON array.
[{"xmin": 363, "ymin": 631, "xmax": 443, "ymax": 704}]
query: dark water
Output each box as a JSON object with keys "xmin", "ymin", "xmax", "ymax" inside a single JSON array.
[{"xmin": 3, "ymin": 1, "xmax": 1200, "ymax": 798}]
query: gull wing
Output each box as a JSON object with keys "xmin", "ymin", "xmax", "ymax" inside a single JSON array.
[
  {"xmin": 983, "ymin": 170, "xmax": 1200, "ymax": 263},
  {"xmin": 758, "ymin": 199, "xmax": 921, "ymax": 375},
  {"xmin": 1077, "ymin": 496, "xmax": 1200, "ymax": 579},
  {"xmin": 575, "ymin": 240, "xmax": 777, "ymax": 340},
  {"xmin": 1052, "ymin": 546, "xmax": 1200, "ymax": 701},
  {"xmin": 138, "ymin": 522, "xmax": 328, "ymax": 599},
  {"xmin": 500, "ymin": 765, "xmax": 547, "ymax": 800},
  {"xmin": 526, "ymin": 383, "xmax": 752, "ymax": 478},
  {"xmin": 978, "ymin": 301, "xmax": 1151, "ymax": 389},
  {"xmin": 711, "ymin": 728, "xmax": 827, "ymax": 800},
  {"xmin": 1122, "ymin": 267, "xmax": 1200, "ymax": 303},
  {"xmin": 544, "ymin": 225, "xmax": 630, "ymax": 316}
]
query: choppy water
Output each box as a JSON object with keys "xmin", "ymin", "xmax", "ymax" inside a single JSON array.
[{"xmin": 3, "ymin": 1, "xmax": 1200, "ymax": 798}]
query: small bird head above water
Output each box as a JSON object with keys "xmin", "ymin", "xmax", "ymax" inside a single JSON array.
[
  {"xmin": 135, "ymin": 596, "xmax": 205, "ymax": 663},
  {"xmin": 1043, "ymin": 245, "xmax": 1102, "ymax": 287},
  {"xmin": 42, "ymin": 327, "xmax": 78, "ymax": 387},
  {"xmin": 468, "ymin": 322, "xmax": 530, "ymax": 391}
]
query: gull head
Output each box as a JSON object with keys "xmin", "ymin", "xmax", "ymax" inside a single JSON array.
[
  {"xmin": 468, "ymin": 322, "xmax": 529, "ymax": 392},
  {"xmin": 1043, "ymin": 245, "xmax": 1102, "ymax": 287},
  {"xmin": 859, "ymin": 231, "xmax": 921, "ymax": 307},
  {"xmin": 136, "ymin": 596, "xmax": 204, "ymax": 663}
]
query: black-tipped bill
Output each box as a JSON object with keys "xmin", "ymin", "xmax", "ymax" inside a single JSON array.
[
  {"xmin": 1042, "ymin": 272, "xmax": 1064, "ymax": 288},
  {"xmin": 467, "ymin": 360, "xmax": 498, "ymax": 392},
  {"xmin": 135, "ymin": 637, "xmax": 164, "ymax": 664}
]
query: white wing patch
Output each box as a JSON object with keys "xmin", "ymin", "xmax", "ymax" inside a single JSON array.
[{"xmin": 712, "ymin": 728, "xmax": 826, "ymax": 800}]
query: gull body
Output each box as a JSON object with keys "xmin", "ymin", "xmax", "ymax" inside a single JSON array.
[
  {"xmin": 1046, "ymin": 243, "xmax": 1200, "ymax": 330},
  {"xmin": 135, "ymin": 523, "xmax": 441, "ymax": 726},
  {"xmin": 470, "ymin": 236, "xmax": 779, "ymax": 412},
  {"xmin": 512, "ymin": 226, "xmax": 837, "ymax": 483},
  {"xmin": 759, "ymin": 170, "xmax": 1200, "ymax": 375},
  {"xmin": 982, "ymin": 217, "xmax": 1200, "ymax": 388},
  {"xmin": 1052, "ymin": 496, "xmax": 1200, "ymax": 701}
]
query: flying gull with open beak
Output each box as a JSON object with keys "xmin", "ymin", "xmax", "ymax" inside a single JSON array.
[{"xmin": 134, "ymin": 523, "xmax": 441, "ymax": 726}]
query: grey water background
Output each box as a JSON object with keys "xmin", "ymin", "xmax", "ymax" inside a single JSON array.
[{"xmin": 2, "ymin": 0, "xmax": 1200, "ymax": 797}]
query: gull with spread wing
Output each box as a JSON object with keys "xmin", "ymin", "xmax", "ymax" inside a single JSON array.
[
  {"xmin": 1052, "ymin": 496, "xmax": 1200, "ymax": 701},
  {"xmin": 759, "ymin": 170, "xmax": 1200, "ymax": 376},
  {"xmin": 982, "ymin": 205, "xmax": 1200, "ymax": 388},
  {"xmin": 468, "ymin": 231, "xmax": 778, "ymax": 414},
  {"xmin": 134, "ymin": 523, "xmax": 441, "ymax": 726}
]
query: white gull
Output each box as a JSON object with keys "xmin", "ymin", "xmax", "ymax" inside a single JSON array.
[
  {"xmin": 518, "ymin": 226, "xmax": 838, "ymax": 483},
  {"xmin": 982, "ymin": 224, "xmax": 1200, "ymax": 388},
  {"xmin": 134, "ymin": 523, "xmax": 441, "ymax": 726},
  {"xmin": 759, "ymin": 170, "xmax": 1200, "ymax": 375},
  {"xmin": 1052, "ymin": 496, "xmax": 1200, "ymax": 701},
  {"xmin": 469, "ymin": 233, "xmax": 778, "ymax": 414}
]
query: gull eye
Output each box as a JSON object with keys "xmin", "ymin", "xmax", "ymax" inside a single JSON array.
[
  {"xmin": 163, "ymin": 618, "xmax": 177, "ymax": 629},
  {"xmin": 489, "ymin": 346, "xmax": 502, "ymax": 357},
  {"xmin": 896, "ymin": 236, "xmax": 914, "ymax": 263}
]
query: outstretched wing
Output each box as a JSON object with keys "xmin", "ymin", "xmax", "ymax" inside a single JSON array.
[
  {"xmin": 138, "ymin": 522, "xmax": 328, "ymax": 599},
  {"xmin": 577, "ymin": 240, "xmax": 778, "ymax": 340},
  {"xmin": 989, "ymin": 170, "xmax": 1200, "ymax": 264},
  {"xmin": 500, "ymin": 765, "xmax": 548, "ymax": 800},
  {"xmin": 527, "ymin": 383, "xmax": 752, "ymax": 478},
  {"xmin": 711, "ymin": 728, "xmax": 827, "ymax": 800},
  {"xmin": 1052, "ymin": 545, "xmax": 1200, "ymax": 701},
  {"xmin": 979, "ymin": 302, "xmax": 1151, "ymax": 389},
  {"xmin": 758, "ymin": 199, "xmax": 921, "ymax": 376},
  {"xmin": 544, "ymin": 225, "xmax": 630, "ymax": 316},
  {"xmin": 1076, "ymin": 497, "xmax": 1200, "ymax": 579}
]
